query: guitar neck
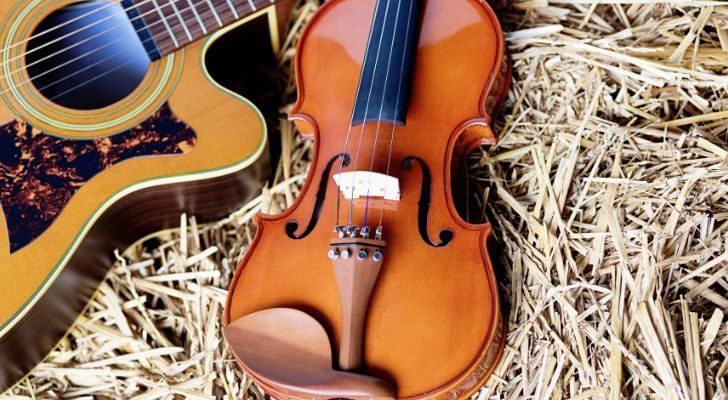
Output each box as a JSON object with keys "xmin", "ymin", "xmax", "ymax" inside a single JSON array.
[{"xmin": 123, "ymin": 0, "xmax": 274, "ymax": 59}]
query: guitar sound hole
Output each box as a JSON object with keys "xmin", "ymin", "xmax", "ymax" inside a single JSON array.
[{"xmin": 25, "ymin": 1, "xmax": 150, "ymax": 110}]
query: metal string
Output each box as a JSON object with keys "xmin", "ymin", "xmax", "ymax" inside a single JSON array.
[
  {"xmin": 0, "ymin": 0, "xmax": 125, "ymax": 56},
  {"xmin": 35, "ymin": 35, "xmax": 156, "ymax": 98},
  {"xmin": 49, "ymin": 55, "xmax": 141, "ymax": 101},
  {"xmin": 0, "ymin": 0, "xmax": 260, "ymax": 61},
  {"xmin": 362, "ymin": 0, "xmax": 404, "ymax": 229},
  {"xmin": 378, "ymin": 0, "xmax": 415, "ymax": 228},
  {"xmin": 347, "ymin": 0, "xmax": 393, "ymax": 228},
  {"xmin": 4, "ymin": 0, "xmax": 222, "ymax": 77},
  {"xmin": 0, "ymin": 0, "xmax": 248, "ymax": 98},
  {"xmin": 1, "ymin": 0, "xmax": 156, "ymax": 68},
  {"xmin": 333, "ymin": 0, "xmax": 390, "ymax": 229}
]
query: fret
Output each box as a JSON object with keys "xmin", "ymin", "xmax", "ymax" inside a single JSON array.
[
  {"xmin": 231, "ymin": 0, "xmax": 262, "ymax": 14},
  {"xmin": 150, "ymin": 0, "xmax": 179, "ymax": 48},
  {"xmin": 185, "ymin": 0, "xmax": 208, "ymax": 35},
  {"xmin": 186, "ymin": 0, "xmax": 218, "ymax": 34},
  {"xmin": 204, "ymin": 0, "xmax": 224, "ymax": 27},
  {"xmin": 225, "ymin": 0, "xmax": 240, "ymax": 19},
  {"xmin": 169, "ymin": 0, "xmax": 194, "ymax": 41},
  {"xmin": 122, "ymin": 0, "xmax": 161, "ymax": 60},
  {"xmin": 134, "ymin": 0, "xmax": 173, "ymax": 54},
  {"xmin": 164, "ymin": 0, "xmax": 198, "ymax": 48},
  {"xmin": 210, "ymin": 0, "xmax": 238, "ymax": 26},
  {"xmin": 126, "ymin": 0, "xmax": 273, "ymax": 58},
  {"xmin": 175, "ymin": 0, "xmax": 206, "ymax": 38}
]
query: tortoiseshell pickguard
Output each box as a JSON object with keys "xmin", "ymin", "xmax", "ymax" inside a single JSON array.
[{"xmin": 0, "ymin": 102, "xmax": 197, "ymax": 253}]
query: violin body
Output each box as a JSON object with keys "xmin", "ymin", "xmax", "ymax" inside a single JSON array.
[{"xmin": 225, "ymin": 0, "xmax": 510, "ymax": 398}]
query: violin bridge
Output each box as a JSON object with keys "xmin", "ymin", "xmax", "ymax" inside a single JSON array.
[{"xmin": 333, "ymin": 171, "xmax": 400, "ymax": 201}]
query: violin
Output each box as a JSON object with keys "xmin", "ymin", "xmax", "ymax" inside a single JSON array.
[{"xmin": 224, "ymin": 0, "xmax": 510, "ymax": 398}]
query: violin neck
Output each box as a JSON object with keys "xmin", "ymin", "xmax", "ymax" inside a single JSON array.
[{"xmin": 352, "ymin": 0, "xmax": 422, "ymax": 126}]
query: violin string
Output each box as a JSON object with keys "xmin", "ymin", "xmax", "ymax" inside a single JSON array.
[
  {"xmin": 378, "ymin": 0, "xmax": 415, "ymax": 228},
  {"xmin": 0, "ymin": 0, "xmax": 242, "ymax": 98},
  {"xmin": 342, "ymin": 0, "xmax": 392, "ymax": 228},
  {"xmin": 336, "ymin": 0, "xmax": 390, "ymax": 229},
  {"xmin": 362, "ymin": 0, "xmax": 404, "ymax": 229},
  {"xmin": 333, "ymin": 0, "xmax": 387, "ymax": 229}
]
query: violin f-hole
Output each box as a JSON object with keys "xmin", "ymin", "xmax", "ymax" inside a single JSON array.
[
  {"xmin": 286, "ymin": 153, "xmax": 351, "ymax": 240},
  {"xmin": 401, "ymin": 156, "xmax": 454, "ymax": 248}
]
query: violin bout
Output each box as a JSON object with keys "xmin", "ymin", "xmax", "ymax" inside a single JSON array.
[{"xmin": 225, "ymin": 309, "xmax": 394, "ymax": 399}]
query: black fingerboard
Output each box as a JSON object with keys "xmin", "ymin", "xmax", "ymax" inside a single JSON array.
[{"xmin": 352, "ymin": 0, "xmax": 421, "ymax": 126}]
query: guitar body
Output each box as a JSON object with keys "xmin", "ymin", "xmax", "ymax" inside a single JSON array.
[{"xmin": 0, "ymin": 0, "xmax": 293, "ymax": 390}]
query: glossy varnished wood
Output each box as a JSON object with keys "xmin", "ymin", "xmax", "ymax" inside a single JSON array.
[
  {"xmin": 0, "ymin": 37, "xmax": 262, "ymax": 328},
  {"xmin": 225, "ymin": 308, "xmax": 394, "ymax": 399},
  {"xmin": 0, "ymin": 0, "xmax": 295, "ymax": 391},
  {"xmin": 226, "ymin": 0, "xmax": 509, "ymax": 398}
]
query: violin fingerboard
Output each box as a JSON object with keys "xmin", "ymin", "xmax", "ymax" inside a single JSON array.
[{"xmin": 351, "ymin": 0, "xmax": 422, "ymax": 126}]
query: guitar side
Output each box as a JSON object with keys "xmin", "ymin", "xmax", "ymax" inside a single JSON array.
[{"xmin": 0, "ymin": 1, "xmax": 293, "ymax": 391}]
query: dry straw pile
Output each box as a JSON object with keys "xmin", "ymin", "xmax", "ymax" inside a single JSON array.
[{"xmin": 6, "ymin": 0, "xmax": 727, "ymax": 399}]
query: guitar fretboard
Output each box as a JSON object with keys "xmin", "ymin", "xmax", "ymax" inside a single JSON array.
[{"xmin": 123, "ymin": 0, "xmax": 274, "ymax": 59}]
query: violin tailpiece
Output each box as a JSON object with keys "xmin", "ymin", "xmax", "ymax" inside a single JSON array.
[{"xmin": 328, "ymin": 237, "xmax": 386, "ymax": 371}]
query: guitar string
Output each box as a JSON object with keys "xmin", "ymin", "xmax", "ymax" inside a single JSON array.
[
  {"xmin": 0, "ymin": 0, "xmax": 262, "ymax": 71},
  {"xmin": 30, "ymin": 0, "xmax": 247, "ymax": 100},
  {"xmin": 35, "ymin": 35, "xmax": 156, "ymax": 97},
  {"xmin": 346, "ymin": 0, "xmax": 392, "ymax": 228},
  {"xmin": 362, "ymin": 0, "xmax": 404, "ymax": 229},
  {"xmin": 49, "ymin": 54, "xmax": 140, "ymax": 101},
  {"xmin": 0, "ymin": 0, "xmax": 124, "ymax": 55},
  {"xmin": 0, "ymin": 0, "xmax": 263, "ymax": 59},
  {"xmin": 0, "ymin": 0, "xmax": 248, "ymax": 75},
  {"xmin": 333, "ymin": 0, "xmax": 386, "ymax": 229},
  {"xmin": 0, "ymin": 1, "xmax": 207, "ymax": 97},
  {"xmin": 379, "ymin": 0, "xmax": 415, "ymax": 228},
  {"xmin": 42, "ymin": 0, "xmax": 250, "ymax": 95},
  {"xmin": 0, "ymin": 0, "xmax": 252, "ymax": 98},
  {"xmin": 0, "ymin": 0, "xmax": 180, "ymax": 82},
  {"xmin": 5, "ymin": 16, "xmax": 153, "ymax": 89},
  {"xmin": 1, "ymin": 0, "xmax": 157, "ymax": 67}
]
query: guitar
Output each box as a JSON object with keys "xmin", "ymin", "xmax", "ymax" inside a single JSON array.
[{"xmin": 0, "ymin": 0, "xmax": 293, "ymax": 390}]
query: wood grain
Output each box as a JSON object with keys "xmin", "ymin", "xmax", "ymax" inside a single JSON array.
[{"xmin": 0, "ymin": 0, "xmax": 294, "ymax": 390}]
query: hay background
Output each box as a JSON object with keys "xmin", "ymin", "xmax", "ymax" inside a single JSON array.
[{"xmin": 6, "ymin": 0, "xmax": 728, "ymax": 398}]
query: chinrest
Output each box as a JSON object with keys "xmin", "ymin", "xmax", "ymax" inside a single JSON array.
[{"xmin": 224, "ymin": 308, "xmax": 394, "ymax": 399}]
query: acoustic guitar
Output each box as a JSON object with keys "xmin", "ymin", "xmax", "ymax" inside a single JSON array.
[{"xmin": 0, "ymin": 0, "xmax": 293, "ymax": 391}]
